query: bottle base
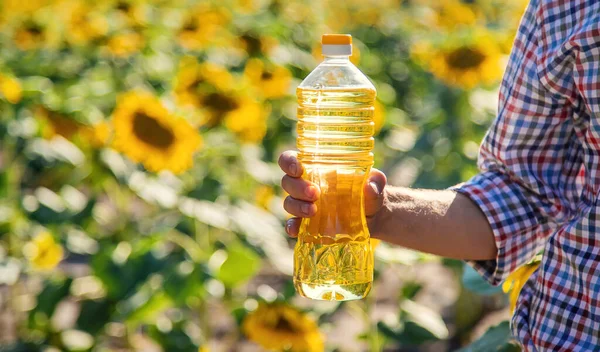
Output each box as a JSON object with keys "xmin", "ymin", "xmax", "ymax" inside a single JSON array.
[{"xmin": 294, "ymin": 280, "xmax": 371, "ymax": 301}]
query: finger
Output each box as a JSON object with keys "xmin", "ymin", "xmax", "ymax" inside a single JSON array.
[
  {"xmin": 364, "ymin": 168, "xmax": 387, "ymax": 217},
  {"xmin": 281, "ymin": 175, "xmax": 320, "ymax": 202},
  {"xmin": 278, "ymin": 151, "xmax": 303, "ymax": 177},
  {"xmin": 285, "ymin": 217, "xmax": 302, "ymax": 238},
  {"xmin": 283, "ymin": 196, "xmax": 317, "ymax": 218}
]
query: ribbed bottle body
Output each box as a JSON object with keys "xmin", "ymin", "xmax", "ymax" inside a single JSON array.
[{"xmin": 293, "ymin": 87, "xmax": 376, "ymax": 301}]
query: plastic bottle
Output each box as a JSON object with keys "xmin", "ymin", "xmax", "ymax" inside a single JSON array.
[{"xmin": 294, "ymin": 34, "xmax": 376, "ymax": 301}]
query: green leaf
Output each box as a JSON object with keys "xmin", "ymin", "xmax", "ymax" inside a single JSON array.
[
  {"xmin": 378, "ymin": 300, "xmax": 449, "ymax": 346},
  {"xmin": 401, "ymin": 281, "xmax": 422, "ymax": 300},
  {"xmin": 377, "ymin": 320, "xmax": 441, "ymax": 346},
  {"xmin": 28, "ymin": 277, "xmax": 72, "ymax": 331},
  {"xmin": 401, "ymin": 321, "xmax": 440, "ymax": 345},
  {"xmin": 126, "ymin": 291, "xmax": 173, "ymax": 327},
  {"xmin": 231, "ymin": 307, "xmax": 248, "ymax": 326},
  {"xmin": 462, "ymin": 264, "xmax": 502, "ymax": 296},
  {"xmin": 90, "ymin": 236, "xmax": 170, "ymax": 301},
  {"xmin": 0, "ymin": 170, "xmax": 8, "ymax": 199},
  {"xmin": 456, "ymin": 321, "xmax": 520, "ymax": 352},
  {"xmin": 163, "ymin": 263, "xmax": 209, "ymax": 305},
  {"xmin": 76, "ymin": 298, "xmax": 114, "ymax": 335},
  {"xmin": 216, "ymin": 244, "xmax": 261, "ymax": 287},
  {"xmin": 148, "ymin": 322, "xmax": 198, "ymax": 352},
  {"xmin": 401, "ymin": 299, "xmax": 449, "ymax": 340}
]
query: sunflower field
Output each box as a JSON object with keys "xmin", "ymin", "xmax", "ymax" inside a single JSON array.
[{"xmin": 0, "ymin": 0, "xmax": 527, "ymax": 351}]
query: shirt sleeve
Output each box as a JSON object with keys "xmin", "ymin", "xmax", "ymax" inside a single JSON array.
[{"xmin": 452, "ymin": 0, "xmax": 584, "ymax": 286}]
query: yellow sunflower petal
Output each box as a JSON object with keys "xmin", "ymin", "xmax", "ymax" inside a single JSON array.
[
  {"xmin": 23, "ymin": 231, "xmax": 64, "ymax": 270},
  {"xmin": 106, "ymin": 32, "xmax": 144, "ymax": 57},
  {"xmin": 0, "ymin": 74, "xmax": 23, "ymax": 104},
  {"xmin": 223, "ymin": 98, "xmax": 269, "ymax": 143},
  {"xmin": 503, "ymin": 261, "xmax": 541, "ymax": 313}
]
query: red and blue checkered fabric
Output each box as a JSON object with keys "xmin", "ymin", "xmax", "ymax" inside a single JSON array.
[{"xmin": 453, "ymin": 0, "xmax": 600, "ymax": 350}]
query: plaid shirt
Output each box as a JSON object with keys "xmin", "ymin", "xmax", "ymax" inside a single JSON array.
[{"xmin": 453, "ymin": 0, "xmax": 600, "ymax": 350}]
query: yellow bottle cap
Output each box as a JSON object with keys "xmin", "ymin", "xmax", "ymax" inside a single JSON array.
[{"xmin": 321, "ymin": 34, "xmax": 352, "ymax": 45}]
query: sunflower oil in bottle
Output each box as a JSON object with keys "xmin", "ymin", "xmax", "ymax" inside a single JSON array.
[{"xmin": 294, "ymin": 34, "xmax": 376, "ymax": 301}]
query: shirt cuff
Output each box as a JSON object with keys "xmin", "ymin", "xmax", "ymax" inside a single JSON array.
[{"xmin": 450, "ymin": 170, "xmax": 547, "ymax": 286}]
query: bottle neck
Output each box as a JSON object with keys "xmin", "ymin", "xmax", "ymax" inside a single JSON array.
[{"xmin": 322, "ymin": 56, "xmax": 351, "ymax": 64}]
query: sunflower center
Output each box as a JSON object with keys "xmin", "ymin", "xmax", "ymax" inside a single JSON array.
[
  {"xmin": 261, "ymin": 71, "xmax": 274, "ymax": 81},
  {"xmin": 241, "ymin": 34, "xmax": 261, "ymax": 55},
  {"xmin": 132, "ymin": 112, "xmax": 175, "ymax": 149},
  {"xmin": 445, "ymin": 47, "xmax": 486, "ymax": 70},
  {"xmin": 183, "ymin": 18, "xmax": 199, "ymax": 32},
  {"xmin": 25, "ymin": 23, "xmax": 44, "ymax": 36},
  {"xmin": 116, "ymin": 1, "xmax": 131, "ymax": 12},
  {"xmin": 273, "ymin": 317, "xmax": 298, "ymax": 333},
  {"xmin": 203, "ymin": 92, "xmax": 240, "ymax": 114}
]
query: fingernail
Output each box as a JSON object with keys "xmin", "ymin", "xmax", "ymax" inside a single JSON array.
[
  {"xmin": 370, "ymin": 181, "xmax": 382, "ymax": 195},
  {"xmin": 301, "ymin": 203, "xmax": 311, "ymax": 215},
  {"xmin": 290, "ymin": 163, "xmax": 298, "ymax": 175},
  {"xmin": 285, "ymin": 220, "xmax": 292, "ymax": 234},
  {"xmin": 305, "ymin": 186, "xmax": 316, "ymax": 199}
]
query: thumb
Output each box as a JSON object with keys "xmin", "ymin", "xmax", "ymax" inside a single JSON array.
[{"xmin": 364, "ymin": 169, "xmax": 386, "ymax": 217}]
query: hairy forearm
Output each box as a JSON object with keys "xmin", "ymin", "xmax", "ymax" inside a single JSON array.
[{"xmin": 369, "ymin": 187, "xmax": 497, "ymax": 261}]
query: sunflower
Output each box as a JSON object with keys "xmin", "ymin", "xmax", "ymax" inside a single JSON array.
[
  {"xmin": 23, "ymin": 231, "xmax": 64, "ymax": 271},
  {"xmin": 13, "ymin": 19, "xmax": 48, "ymax": 50},
  {"xmin": 35, "ymin": 107, "xmax": 111, "ymax": 148},
  {"xmin": 111, "ymin": 0, "xmax": 148, "ymax": 28},
  {"xmin": 235, "ymin": 34, "xmax": 278, "ymax": 57},
  {"xmin": 105, "ymin": 31, "xmax": 144, "ymax": 57},
  {"xmin": 35, "ymin": 107, "xmax": 82, "ymax": 140},
  {"xmin": 0, "ymin": 74, "xmax": 23, "ymax": 104},
  {"xmin": 242, "ymin": 302, "xmax": 324, "ymax": 352},
  {"xmin": 412, "ymin": 32, "xmax": 504, "ymax": 89},
  {"xmin": 502, "ymin": 255, "xmax": 541, "ymax": 314},
  {"xmin": 61, "ymin": 1, "xmax": 107, "ymax": 45},
  {"xmin": 174, "ymin": 57, "xmax": 234, "ymax": 111},
  {"xmin": 223, "ymin": 98, "xmax": 270, "ymax": 143},
  {"xmin": 177, "ymin": 4, "xmax": 230, "ymax": 51},
  {"xmin": 112, "ymin": 91, "xmax": 201, "ymax": 174},
  {"xmin": 425, "ymin": 0, "xmax": 478, "ymax": 30},
  {"xmin": 244, "ymin": 59, "xmax": 291, "ymax": 99},
  {"xmin": 173, "ymin": 58, "xmax": 259, "ymax": 129}
]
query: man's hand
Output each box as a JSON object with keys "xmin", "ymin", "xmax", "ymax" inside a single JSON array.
[{"xmin": 278, "ymin": 150, "xmax": 387, "ymax": 237}]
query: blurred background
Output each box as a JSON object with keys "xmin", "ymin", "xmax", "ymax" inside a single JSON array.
[{"xmin": 0, "ymin": 0, "xmax": 527, "ymax": 351}]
